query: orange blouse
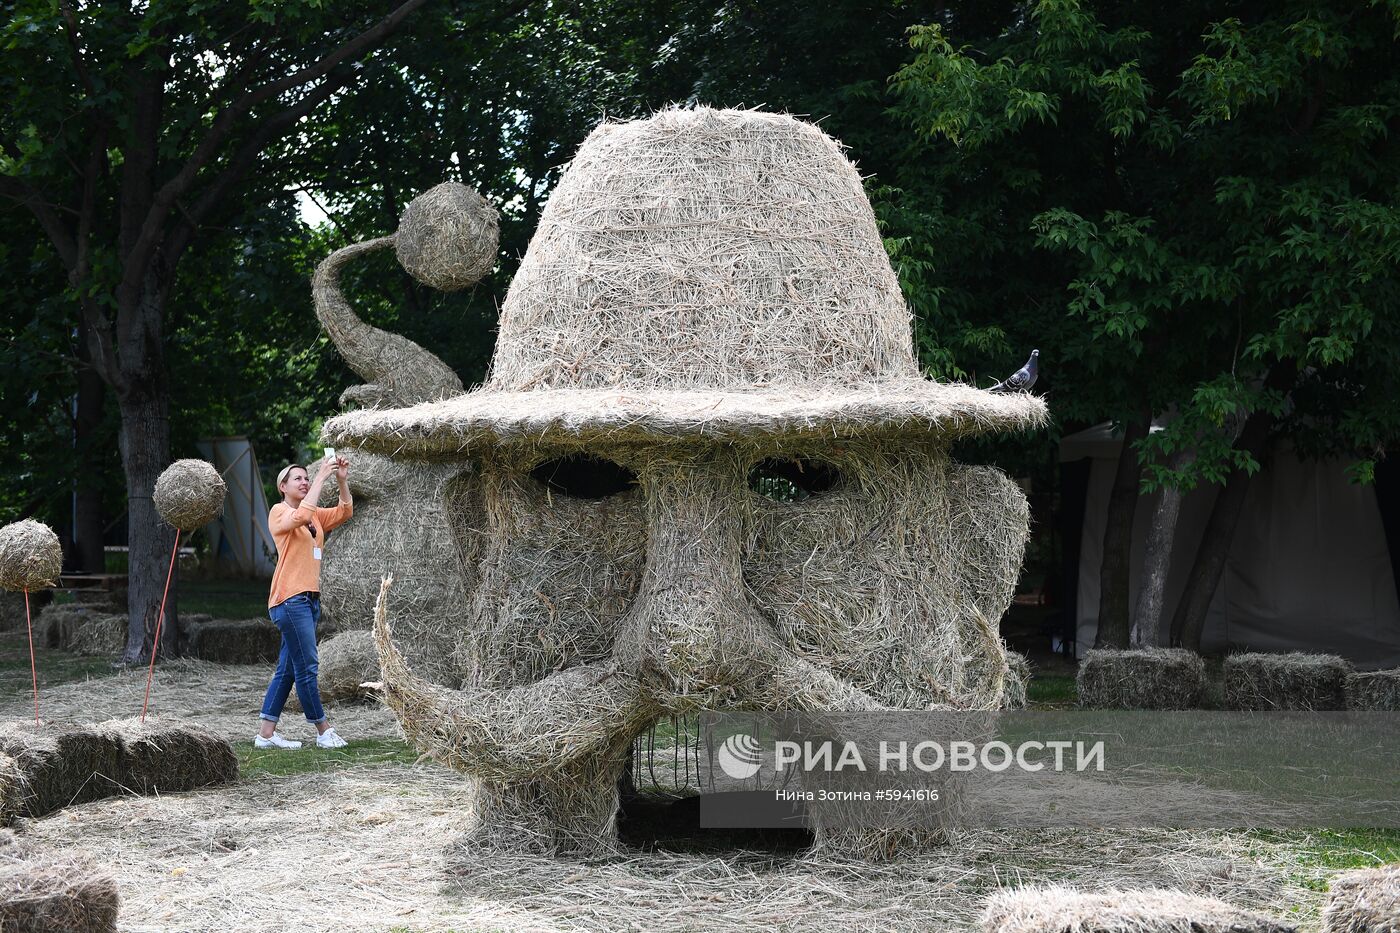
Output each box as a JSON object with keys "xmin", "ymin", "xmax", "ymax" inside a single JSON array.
[{"xmin": 266, "ymin": 501, "xmax": 353, "ymax": 609}]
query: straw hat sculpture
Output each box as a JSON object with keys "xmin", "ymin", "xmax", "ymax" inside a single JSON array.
[{"xmin": 325, "ymin": 107, "xmax": 1048, "ymax": 859}]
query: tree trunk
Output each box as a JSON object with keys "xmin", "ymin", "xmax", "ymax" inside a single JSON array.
[
  {"xmin": 1094, "ymin": 413, "xmax": 1151, "ymax": 648},
  {"xmin": 1169, "ymin": 443, "xmax": 1272, "ymax": 652},
  {"xmin": 1170, "ymin": 363, "xmax": 1296, "ymax": 650},
  {"xmin": 116, "ymin": 378, "xmax": 178, "ymax": 664},
  {"xmin": 1130, "ymin": 447, "xmax": 1196, "ymax": 647},
  {"xmin": 72, "ymin": 323, "xmax": 107, "ymax": 575}
]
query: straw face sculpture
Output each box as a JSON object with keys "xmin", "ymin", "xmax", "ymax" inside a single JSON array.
[{"xmin": 322, "ymin": 107, "xmax": 1047, "ymax": 859}]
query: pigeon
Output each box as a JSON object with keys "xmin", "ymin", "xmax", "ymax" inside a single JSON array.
[{"xmin": 989, "ymin": 349, "xmax": 1039, "ymax": 393}]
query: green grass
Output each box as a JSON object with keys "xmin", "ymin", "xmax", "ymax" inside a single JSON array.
[
  {"xmin": 1026, "ymin": 673, "xmax": 1077, "ymax": 707},
  {"xmin": 238, "ymin": 737, "xmax": 425, "ymax": 778},
  {"xmin": 1248, "ymin": 828, "xmax": 1400, "ymax": 892},
  {"xmin": 0, "ymin": 629, "xmax": 118, "ymax": 698},
  {"xmin": 178, "ymin": 578, "xmax": 271, "ymax": 619}
]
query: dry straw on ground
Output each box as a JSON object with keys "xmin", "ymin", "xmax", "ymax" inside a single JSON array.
[
  {"xmin": 396, "ymin": 180, "xmax": 499, "ymax": 292},
  {"xmin": 11, "ymin": 765, "xmax": 1348, "ymax": 933},
  {"xmin": 1345, "ymin": 670, "xmax": 1400, "ymax": 711},
  {"xmin": 0, "ymin": 649, "xmax": 1359, "ymax": 933},
  {"xmin": 1223, "ymin": 652, "xmax": 1352, "ymax": 711},
  {"xmin": 0, "ymin": 520, "xmax": 63, "ymax": 592},
  {"xmin": 979, "ymin": 885, "xmax": 1297, "ymax": 933},
  {"xmin": 0, "ymin": 655, "xmax": 399, "ymax": 742},
  {"xmin": 0, "ymin": 831, "xmax": 119, "ymax": 933},
  {"xmin": 1323, "ymin": 863, "xmax": 1400, "ymax": 933},
  {"xmin": 153, "ymin": 459, "xmax": 227, "ymax": 531},
  {"xmin": 1077, "ymin": 648, "xmax": 1207, "ymax": 710}
]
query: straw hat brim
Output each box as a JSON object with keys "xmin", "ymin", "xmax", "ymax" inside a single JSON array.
[{"xmin": 323, "ymin": 382, "xmax": 1047, "ymax": 457}]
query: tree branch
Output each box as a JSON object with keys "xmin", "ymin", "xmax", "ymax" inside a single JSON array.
[
  {"xmin": 0, "ymin": 177, "xmax": 78, "ymax": 271},
  {"xmin": 163, "ymin": 67, "xmax": 359, "ymax": 267},
  {"xmin": 58, "ymin": 0, "xmax": 98, "ymax": 100},
  {"xmin": 126, "ymin": 0, "xmax": 433, "ymax": 289}
]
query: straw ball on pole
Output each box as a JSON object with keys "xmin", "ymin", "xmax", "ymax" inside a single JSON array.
[
  {"xmin": 153, "ymin": 459, "xmax": 226, "ymax": 532},
  {"xmin": 0, "ymin": 520, "xmax": 62, "ymax": 593}
]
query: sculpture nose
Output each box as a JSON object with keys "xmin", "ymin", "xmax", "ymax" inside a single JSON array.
[{"xmin": 614, "ymin": 452, "xmax": 769, "ymax": 709}]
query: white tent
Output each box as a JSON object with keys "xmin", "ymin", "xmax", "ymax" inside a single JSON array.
[
  {"xmin": 1061, "ymin": 423, "xmax": 1400, "ymax": 669},
  {"xmin": 197, "ymin": 437, "xmax": 277, "ymax": 578}
]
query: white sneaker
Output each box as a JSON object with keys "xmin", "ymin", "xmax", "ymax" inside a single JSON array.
[
  {"xmin": 254, "ymin": 731, "xmax": 302, "ymax": 749},
  {"xmin": 315, "ymin": 727, "xmax": 348, "ymax": 749}
]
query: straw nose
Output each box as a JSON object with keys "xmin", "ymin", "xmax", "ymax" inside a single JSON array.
[{"xmin": 614, "ymin": 454, "xmax": 772, "ymax": 708}]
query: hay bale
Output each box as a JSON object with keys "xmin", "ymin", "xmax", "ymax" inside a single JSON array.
[
  {"xmin": 1077, "ymin": 648, "xmax": 1206, "ymax": 710},
  {"xmin": 318, "ymin": 630, "xmax": 380, "ymax": 702},
  {"xmin": 32, "ymin": 604, "xmax": 125, "ymax": 655},
  {"xmin": 395, "ymin": 181, "xmax": 498, "ymax": 292},
  {"xmin": 35, "ymin": 602, "xmax": 91, "ymax": 649},
  {"xmin": 980, "ymin": 885, "xmax": 1297, "ymax": 933},
  {"xmin": 0, "ymin": 723, "xmax": 123, "ymax": 822},
  {"xmin": 0, "ymin": 591, "xmax": 48, "ymax": 632},
  {"xmin": 0, "ymin": 720, "xmax": 235, "ymax": 824},
  {"xmin": 1003, "ymin": 650, "xmax": 1031, "ymax": 710},
  {"xmin": 152, "ymin": 458, "xmax": 226, "ymax": 531},
  {"xmin": 1346, "ymin": 670, "xmax": 1400, "ymax": 711},
  {"xmin": 1323, "ymin": 863, "xmax": 1400, "ymax": 933},
  {"xmin": 100, "ymin": 718, "xmax": 237, "ymax": 795},
  {"xmin": 1223, "ymin": 652, "xmax": 1351, "ymax": 711},
  {"xmin": 65, "ymin": 614, "xmax": 126, "ymax": 657},
  {"xmin": 0, "ymin": 844, "xmax": 119, "ymax": 933},
  {"xmin": 0, "ymin": 521, "xmax": 62, "ymax": 592},
  {"xmin": 284, "ymin": 629, "xmax": 380, "ymax": 714},
  {"xmin": 183, "ymin": 616, "xmax": 281, "ymax": 664}
]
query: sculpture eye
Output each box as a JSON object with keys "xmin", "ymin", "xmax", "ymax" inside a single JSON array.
[
  {"xmin": 748, "ymin": 457, "xmax": 841, "ymax": 502},
  {"xmin": 530, "ymin": 454, "xmax": 637, "ymax": 499}
]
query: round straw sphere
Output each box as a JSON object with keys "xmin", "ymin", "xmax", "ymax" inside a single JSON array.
[
  {"xmin": 395, "ymin": 181, "xmax": 499, "ymax": 292},
  {"xmin": 153, "ymin": 459, "xmax": 226, "ymax": 531},
  {"xmin": 0, "ymin": 520, "xmax": 62, "ymax": 591}
]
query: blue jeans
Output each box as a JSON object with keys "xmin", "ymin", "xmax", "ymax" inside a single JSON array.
[{"xmin": 260, "ymin": 593, "xmax": 327, "ymax": 725}]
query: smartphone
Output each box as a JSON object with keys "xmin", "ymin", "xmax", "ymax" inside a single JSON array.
[{"xmin": 324, "ymin": 447, "xmax": 336, "ymax": 462}]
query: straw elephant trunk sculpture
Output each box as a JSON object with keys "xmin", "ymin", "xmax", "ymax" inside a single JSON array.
[
  {"xmin": 318, "ymin": 107, "xmax": 1046, "ymax": 858},
  {"xmin": 310, "ymin": 184, "xmax": 495, "ymax": 682}
]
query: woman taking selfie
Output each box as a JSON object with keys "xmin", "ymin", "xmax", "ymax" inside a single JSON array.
[{"xmin": 255, "ymin": 457, "xmax": 353, "ymax": 749}]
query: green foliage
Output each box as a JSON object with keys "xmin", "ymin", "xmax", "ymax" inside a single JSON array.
[{"xmin": 890, "ymin": 0, "xmax": 1400, "ymax": 487}]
